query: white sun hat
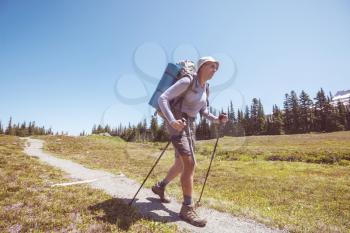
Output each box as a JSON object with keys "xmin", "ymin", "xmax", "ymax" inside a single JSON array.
[{"xmin": 197, "ymin": 56, "xmax": 219, "ymax": 72}]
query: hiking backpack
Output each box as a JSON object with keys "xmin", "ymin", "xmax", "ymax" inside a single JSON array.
[{"xmin": 148, "ymin": 60, "xmax": 209, "ymax": 119}]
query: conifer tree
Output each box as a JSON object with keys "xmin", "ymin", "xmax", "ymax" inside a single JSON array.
[
  {"xmin": 336, "ymin": 101, "xmax": 347, "ymax": 130},
  {"xmin": 150, "ymin": 116, "xmax": 159, "ymax": 141},
  {"xmin": 104, "ymin": 125, "xmax": 111, "ymax": 134},
  {"xmin": 135, "ymin": 123, "xmax": 141, "ymax": 142},
  {"xmin": 32, "ymin": 121, "xmax": 36, "ymax": 135},
  {"xmin": 5, "ymin": 117, "xmax": 14, "ymax": 135},
  {"xmin": 28, "ymin": 122, "xmax": 32, "ymax": 135},
  {"xmin": 257, "ymin": 99, "xmax": 266, "ymax": 134},
  {"xmin": 250, "ymin": 98, "xmax": 259, "ymax": 135},
  {"xmin": 243, "ymin": 106, "xmax": 251, "ymax": 136},
  {"xmin": 325, "ymin": 96, "xmax": 338, "ymax": 131},
  {"xmin": 92, "ymin": 124, "xmax": 97, "ymax": 134},
  {"xmin": 299, "ymin": 90, "xmax": 313, "ymax": 133},
  {"xmin": 289, "ymin": 91, "xmax": 300, "ymax": 133},
  {"xmin": 157, "ymin": 119, "xmax": 169, "ymax": 142},
  {"xmin": 96, "ymin": 124, "xmax": 103, "ymax": 134},
  {"xmin": 19, "ymin": 122, "xmax": 27, "ymax": 137},
  {"xmin": 141, "ymin": 119, "xmax": 147, "ymax": 141},
  {"xmin": 314, "ymin": 88, "xmax": 327, "ymax": 132},
  {"xmin": 196, "ymin": 117, "xmax": 210, "ymax": 140},
  {"xmin": 229, "ymin": 101, "xmax": 236, "ymax": 122},
  {"xmin": 283, "ymin": 94, "xmax": 292, "ymax": 134},
  {"xmin": 209, "ymin": 121, "xmax": 216, "ymax": 139},
  {"xmin": 270, "ymin": 105, "xmax": 283, "ymax": 135}
]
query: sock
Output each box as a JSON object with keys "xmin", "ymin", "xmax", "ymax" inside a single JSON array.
[
  {"xmin": 183, "ymin": 195, "xmax": 192, "ymax": 206},
  {"xmin": 158, "ymin": 180, "xmax": 168, "ymax": 188}
]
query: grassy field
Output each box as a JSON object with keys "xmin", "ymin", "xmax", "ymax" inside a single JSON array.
[
  {"xmin": 40, "ymin": 132, "xmax": 350, "ymax": 233},
  {"xmin": 0, "ymin": 135, "xmax": 178, "ymax": 233}
]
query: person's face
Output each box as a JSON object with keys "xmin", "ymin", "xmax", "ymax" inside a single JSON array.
[{"xmin": 199, "ymin": 62, "xmax": 218, "ymax": 81}]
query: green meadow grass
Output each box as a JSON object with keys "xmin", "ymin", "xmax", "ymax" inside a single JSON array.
[
  {"xmin": 0, "ymin": 135, "xmax": 178, "ymax": 232},
  {"xmin": 40, "ymin": 132, "xmax": 350, "ymax": 233}
]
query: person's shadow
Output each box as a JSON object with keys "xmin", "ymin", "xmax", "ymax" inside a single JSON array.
[{"xmin": 88, "ymin": 197, "xmax": 181, "ymax": 231}]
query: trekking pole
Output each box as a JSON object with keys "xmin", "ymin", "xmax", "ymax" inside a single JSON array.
[
  {"xmin": 196, "ymin": 122, "xmax": 225, "ymax": 207},
  {"xmin": 129, "ymin": 141, "xmax": 171, "ymax": 206}
]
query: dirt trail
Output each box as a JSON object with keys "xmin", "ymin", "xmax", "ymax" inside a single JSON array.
[{"xmin": 23, "ymin": 138, "xmax": 286, "ymax": 233}]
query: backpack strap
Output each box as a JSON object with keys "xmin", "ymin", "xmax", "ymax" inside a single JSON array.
[{"xmin": 171, "ymin": 75, "xmax": 194, "ymax": 106}]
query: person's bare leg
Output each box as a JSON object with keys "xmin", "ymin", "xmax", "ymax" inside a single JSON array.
[
  {"xmin": 163, "ymin": 156, "xmax": 183, "ymax": 183},
  {"xmin": 180, "ymin": 155, "xmax": 195, "ymax": 204}
]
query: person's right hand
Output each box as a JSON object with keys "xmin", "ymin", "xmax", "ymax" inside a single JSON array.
[{"xmin": 170, "ymin": 118, "xmax": 187, "ymax": 131}]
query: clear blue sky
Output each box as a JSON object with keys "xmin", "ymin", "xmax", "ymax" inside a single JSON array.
[{"xmin": 1, "ymin": 0, "xmax": 349, "ymax": 135}]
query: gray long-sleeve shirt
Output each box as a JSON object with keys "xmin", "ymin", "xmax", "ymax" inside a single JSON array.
[{"xmin": 158, "ymin": 75, "xmax": 219, "ymax": 125}]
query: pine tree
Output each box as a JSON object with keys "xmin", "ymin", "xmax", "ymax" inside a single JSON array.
[
  {"xmin": 299, "ymin": 90, "xmax": 313, "ymax": 133},
  {"xmin": 235, "ymin": 109, "xmax": 245, "ymax": 136},
  {"xmin": 196, "ymin": 117, "xmax": 210, "ymax": 140},
  {"xmin": 336, "ymin": 101, "xmax": 347, "ymax": 130},
  {"xmin": 221, "ymin": 101, "xmax": 235, "ymax": 136},
  {"xmin": 0, "ymin": 121, "xmax": 3, "ymax": 134},
  {"xmin": 229, "ymin": 101, "xmax": 236, "ymax": 122},
  {"xmin": 104, "ymin": 125, "xmax": 111, "ymax": 134},
  {"xmin": 283, "ymin": 94, "xmax": 292, "ymax": 134},
  {"xmin": 47, "ymin": 127, "xmax": 53, "ymax": 135},
  {"xmin": 150, "ymin": 116, "xmax": 159, "ymax": 141},
  {"xmin": 243, "ymin": 106, "xmax": 251, "ymax": 136},
  {"xmin": 257, "ymin": 99, "xmax": 266, "ymax": 134},
  {"xmin": 270, "ymin": 105, "xmax": 283, "ymax": 135},
  {"xmin": 313, "ymin": 89, "xmax": 337, "ymax": 132},
  {"xmin": 314, "ymin": 88, "xmax": 327, "ymax": 132},
  {"xmin": 250, "ymin": 98, "xmax": 259, "ymax": 135},
  {"xmin": 5, "ymin": 117, "xmax": 14, "ymax": 135},
  {"xmin": 92, "ymin": 124, "xmax": 97, "ymax": 134},
  {"xmin": 19, "ymin": 122, "xmax": 27, "ymax": 137},
  {"xmin": 325, "ymin": 96, "xmax": 338, "ymax": 132},
  {"xmin": 157, "ymin": 119, "xmax": 169, "ymax": 142},
  {"xmin": 31, "ymin": 121, "xmax": 37, "ymax": 135},
  {"xmin": 289, "ymin": 91, "xmax": 300, "ymax": 133},
  {"xmin": 135, "ymin": 123, "xmax": 141, "ymax": 142},
  {"xmin": 96, "ymin": 124, "xmax": 103, "ymax": 134},
  {"xmin": 14, "ymin": 123, "xmax": 19, "ymax": 136},
  {"xmin": 209, "ymin": 121, "xmax": 216, "ymax": 139},
  {"xmin": 28, "ymin": 122, "xmax": 32, "ymax": 135}
]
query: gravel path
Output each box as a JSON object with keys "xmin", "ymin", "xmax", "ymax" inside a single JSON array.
[{"xmin": 23, "ymin": 138, "xmax": 287, "ymax": 233}]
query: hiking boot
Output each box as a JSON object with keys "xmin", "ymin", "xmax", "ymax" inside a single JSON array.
[
  {"xmin": 151, "ymin": 184, "xmax": 171, "ymax": 203},
  {"xmin": 179, "ymin": 204, "xmax": 207, "ymax": 227}
]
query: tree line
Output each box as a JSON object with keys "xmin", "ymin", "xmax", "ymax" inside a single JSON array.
[
  {"xmin": 3, "ymin": 88, "xmax": 347, "ymax": 140},
  {"xmin": 203, "ymin": 88, "xmax": 350, "ymax": 139},
  {"xmin": 0, "ymin": 117, "xmax": 54, "ymax": 137},
  {"xmin": 91, "ymin": 118, "xmax": 170, "ymax": 142},
  {"xmin": 90, "ymin": 88, "xmax": 350, "ymax": 142}
]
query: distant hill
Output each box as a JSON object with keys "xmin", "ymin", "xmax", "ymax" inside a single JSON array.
[{"xmin": 332, "ymin": 89, "xmax": 350, "ymax": 106}]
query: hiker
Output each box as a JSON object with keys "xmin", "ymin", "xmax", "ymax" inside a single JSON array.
[{"xmin": 152, "ymin": 56, "xmax": 228, "ymax": 227}]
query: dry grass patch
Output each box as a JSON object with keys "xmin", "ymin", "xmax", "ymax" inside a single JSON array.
[{"xmin": 0, "ymin": 135, "xmax": 178, "ymax": 232}]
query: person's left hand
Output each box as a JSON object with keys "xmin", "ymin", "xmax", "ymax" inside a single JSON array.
[{"xmin": 218, "ymin": 113, "xmax": 228, "ymax": 124}]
